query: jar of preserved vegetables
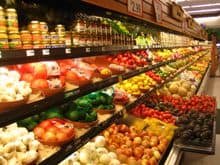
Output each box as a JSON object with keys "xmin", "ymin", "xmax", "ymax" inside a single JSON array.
[
  {"xmin": 39, "ymin": 22, "xmax": 48, "ymax": 32},
  {"xmin": 28, "ymin": 20, "xmax": 40, "ymax": 32},
  {"xmin": 8, "ymin": 31, "xmax": 21, "ymax": 49},
  {"xmin": 0, "ymin": 30, "xmax": 8, "ymax": 48},
  {"xmin": 41, "ymin": 32, "xmax": 50, "ymax": 45},
  {"xmin": 0, "ymin": 7, "xmax": 6, "ymax": 31},
  {"xmin": 73, "ymin": 19, "xmax": 86, "ymax": 34},
  {"xmin": 20, "ymin": 30, "xmax": 32, "ymax": 44},
  {"xmin": 32, "ymin": 31, "xmax": 42, "ymax": 44},
  {"xmin": 55, "ymin": 24, "xmax": 65, "ymax": 35},
  {"xmin": 50, "ymin": 32, "xmax": 59, "ymax": 45},
  {"xmin": 72, "ymin": 33, "xmax": 80, "ymax": 47},
  {"xmin": 65, "ymin": 31, "xmax": 72, "ymax": 47},
  {"xmin": 6, "ymin": 8, "xmax": 18, "ymax": 32}
]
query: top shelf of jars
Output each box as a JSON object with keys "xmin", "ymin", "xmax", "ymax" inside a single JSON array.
[
  {"xmin": 0, "ymin": 4, "xmax": 208, "ymax": 66},
  {"xmin": 81, "ymin": 0, "xmax": 208, "ymax": 41}
]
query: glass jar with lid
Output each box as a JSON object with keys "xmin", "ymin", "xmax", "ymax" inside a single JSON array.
[
  {"xmin": 8, "ymin": 31, "xmax": 21, "ymax": 49},
  {"xmin": 0, "ymin": 6, "xmax": 6, "ymax": 29},
  {"xmin": 65, "ymin": 31, "xmax": 72, "ymax": 47},
  {"xmin": 28, "ymin": 20, "xmax": 40, "ymax": 32},
  {"xmin": 72, "ymin": 33, "xmax": 80, "ymax": 47},
  {"xmin": 73, "ymin": 18, "xmax": 86, "ymax": 35},
  {"xmin": 55, "ymin": 24, "xmax": 65, "ymax": 35},
  {"xmin": 89, "ymin": 18, "xmax": 97, "ymax": 35},
  {"xmin": 50, "ymin": 32, "xmax": 59, "ymax": 45},
  {"xmin": 78, "ymin": 35, "xmax": 86, "ymax": 47},
  {"xmin": 32, "ymin": 31, "xmax": 42, "ymax": 44},
  {"xmin": 41, "ymin": 32, "xmax": 50, "ymax": 45},
  {"xmin": 39, "ymin": 22, "xmax": 48, "ymax": 32},
  {"xmin": 6, "ymin": 8, "xmax": 18, "ymax": 32},
  {"xmin": 0, "ymin": 30, "xmax": 8, "ymax": 49},
  {"xmin": 96, "ymin": 18, "xmax": 102, "ymax": 36},
  {"xmin": 20, "ymin": 30, "xmax": 32, "ymax": 44}
]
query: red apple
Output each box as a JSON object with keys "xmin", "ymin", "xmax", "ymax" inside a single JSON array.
[
  {"xmin": 31, "ymin": 79, "xmax": 49, "ymax": 90},
  {"xmin": 33, "ymin": 63, "xmax": 47, "ymax": 79},
  {"xmin": 19, "ymin": 63, "xmax": 34, "ymax": 73},
  {"xmin": 65, "ymin": 70, "xmax": 79, "ymax": 81},
  {"xmin": 21, "ymin": 73, "xmax": 34, "ymax": 83}
]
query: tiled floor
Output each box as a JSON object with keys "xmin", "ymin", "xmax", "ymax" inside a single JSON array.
[{"xmin": 181, "ymin": 67, "xmax": 220, "ymax": 165}]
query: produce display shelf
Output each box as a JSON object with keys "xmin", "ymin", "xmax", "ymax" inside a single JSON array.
[
  {"xmin": 173, "ymin": 61, "xmax": 216, "ymax": 155},
  {"xmin": 164, "ymin": 62, "xmax": 214, "ymax": 165},
  {"xmin": 0, "ymin": 51, "xmax": 199, "ymax": 127},
  {"xmin": 38, "ymin": 51, "xmax": 207, "ymax": 165},
  {"xmin": 0, "ymin": 45, "xmax": 201, "ymax": 66}
]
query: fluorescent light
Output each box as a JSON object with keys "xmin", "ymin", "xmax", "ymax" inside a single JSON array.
[
  {"xmin": 195, "ymin": 16, "xmax": 219, "ymax": 21},
  {"xmin": 183, "ymin": 3, "xmax": 220, "ymax": 9},
  {"xmin": 187, "ymin": 8, "xmax": 220, "ymax": 13}
]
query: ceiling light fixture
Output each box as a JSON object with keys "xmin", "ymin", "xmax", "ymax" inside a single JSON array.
[
  {"xmin": 187, "ymin": 8, "xmax": 220, "ymax": 13},
  {"xmin": 183, "ymin": 3, "xmax": 220, "ymax": 9}
]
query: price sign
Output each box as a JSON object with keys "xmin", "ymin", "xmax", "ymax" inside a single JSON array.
[
  {"xmin": 26, "ymin": 50, "xmax": 35, "ymax": 57},
  {"xmin": 42, "ymin": 49, "xmax": 50, "ymax": 55},
  {"xmin": 65, "ymin": 48, "xmax": 71, "ymax": 54},
  {"xmin": 85, "ymin": 47, "xmax": 91, "ymax": 53},
  {"xmin": 153, "ymin": 0, "xmax": 162, "ymax": 23},
  {"xmin": 127, "ymin": 0, "xmax": 143, "ymax": 17}
]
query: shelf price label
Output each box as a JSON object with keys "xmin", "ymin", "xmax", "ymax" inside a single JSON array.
[
  {"xmin": 85, "ymin": 47, "xmax": 91, "ymax": 53},
  {"xmin": 42, "ymin": 49, "xmax": 50, "ymax": 55},
  {"xmin": 127, "ymin": 0, "xmax": 143, "ymax": 17},
  {"xmin": 26, "ymin": 50, "xmax": 35, "ymax": 57},
  {"xmin": 65, "ymin": 48, "xmax": 71, "ymax": 54},
  {"xmin": 153, "ymin": 0, "xmax": 162, "ymax": 23}
]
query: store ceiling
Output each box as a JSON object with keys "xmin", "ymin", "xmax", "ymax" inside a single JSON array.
[{"xmin": 176, "ymin": 0, "xmax": 220, "ymax": 28}]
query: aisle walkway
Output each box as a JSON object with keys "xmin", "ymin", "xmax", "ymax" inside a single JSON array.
[{"xmin": 181, "ymin": 68, "xmax": 220, "ymax": 165}]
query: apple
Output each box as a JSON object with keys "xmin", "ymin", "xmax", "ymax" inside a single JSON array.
[
  {"xmin": 21, "ymin": 73, "xmax": 34, "ymax": 83},
  {"xmin": 65, "ymin": 70, "xmax": 79, "ymax": 82},
  {"xmin": 31, "ymin": 79, "xmax": 49, "ymax": 90},
  {"xmin": 19, "ymin": 63, "xmax": 34, "ymax": 73},
  {"xmin": 33, "ymin": 63, "xmax": 47, "ymax": 79}
]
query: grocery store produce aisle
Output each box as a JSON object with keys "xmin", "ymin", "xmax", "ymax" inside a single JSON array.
[{"xmin": 181, "ymin": 72, "xmax": 220, "ymax": 165}]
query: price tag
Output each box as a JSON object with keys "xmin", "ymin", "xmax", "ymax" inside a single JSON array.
[
  {"xmin": 42, "ymin": 49, "xmax": 50, "ymax": 55},
  {"xmin": 118, "ymin": 75, "xmax": 123, "ymax": 82},
  {"xmin": 127, "ymin": 0, "xmax": 143, "ymax": 17},
  {"xmin": 85, "ymin": 47, "xmax": 91, "ymax": 53},
  {"xmin": 26, "ymin": 50, "xmax": 35, "ymax": 57},
  {"xmin": 153, "ymin": 0, "xmax": 162, "ymax": 23},
  {"xmin": 65, "ymin": 48, "xmax": 71, "ymax": 54},
  {"xmin": 101, "ymin": 47, "xmax": 105, "ymax": 51},
  {"xmin": 0, "ymin": 51, "xmax": 2, "ymax": 58}
]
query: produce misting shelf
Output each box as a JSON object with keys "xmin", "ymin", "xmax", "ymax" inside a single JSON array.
[
  {"xmin": 0, "ymin": 50, "xmax": 203, "ymax": 127},
  {"xmin": 173, "ymin": 62, "xmax": 216, "ymax": 155},
  {"xmin": 0, "ymin": 45, "xmax": 203, "ymax": 66},
  {"xmin": 165, "ymin": 63, "xmax": 215, "ymax": 165},
  {"xmin": 38, "ymin": 51, "xmax": 208, "ymax": 165}
]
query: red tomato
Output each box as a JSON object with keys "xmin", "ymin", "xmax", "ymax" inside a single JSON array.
[{"xmin": 33, "ymin": 63, "xmax": 47, "ymax": 79}]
